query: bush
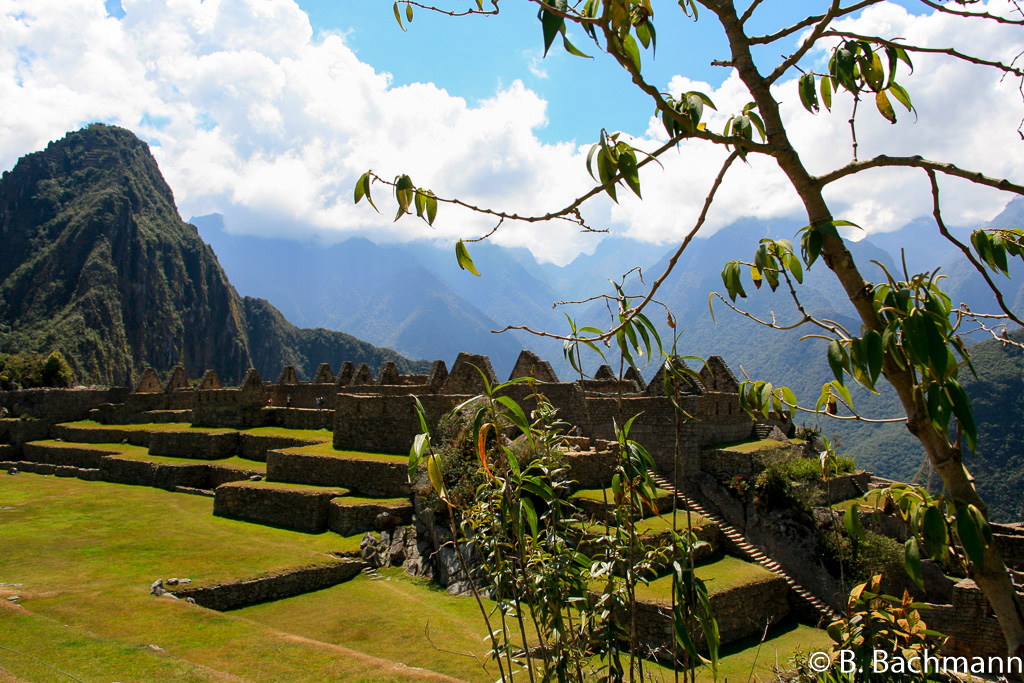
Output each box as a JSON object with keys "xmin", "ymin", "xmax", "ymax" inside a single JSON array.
[
  {"xmin": 751, "ymin": 447, "xmax": 858, "ymax": 511},
  {"xmin": 817, "ymin": 528, "xmax": 904, "ymax": 586},
  {"xmin": 41, "ymin": 351, "xmax": 75, "ymax": 388},
  {"xmin": 0, "ymin": 351, "xmax": 76, "ymax": 390}
]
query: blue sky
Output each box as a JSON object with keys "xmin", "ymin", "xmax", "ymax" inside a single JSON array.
[{"xmin": 5, "ymin": 0, "xmax": 1024, "ymax": 263}]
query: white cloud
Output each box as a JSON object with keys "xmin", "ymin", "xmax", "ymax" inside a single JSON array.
[{"xmin": 1, "ymin": 0, "xmax": 1022, "ymax": 265}]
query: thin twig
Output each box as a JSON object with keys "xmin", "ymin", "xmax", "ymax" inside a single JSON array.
[
  {"xmin": 748, "ymin": 0, "xmax": 882, "ymax": 45},
  {"xmin": 849, "ymin": 94, "xmax": 860, "ymax": 162},
  {"xmin": 925, "ymin": 169, "xmax": 1024, "ymax": 327},
  {"xmin": 822, "ymin": 30, "xmax": 1024, "ymax": 77},
  {"xmin": 492, "ymin": 151, "xmax": 742, "ymax": 342},
  {"xmin": 766, "ymin": 0, "xmax": 845, "ymax": 85},
  {"xmin": 917, "ymin": 0, "xmax": 1024, "ymax": 26}
]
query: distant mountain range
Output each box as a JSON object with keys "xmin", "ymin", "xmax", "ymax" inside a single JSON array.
[{"xmin": 0, "ymin": 124, "xmax": 426, "ymax": 385}]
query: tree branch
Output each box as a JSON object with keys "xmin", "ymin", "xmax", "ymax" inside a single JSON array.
[
  {"xmin": 766, "ymin": 0, "xmax": 844, "ymax": 85},
  {"xmin": 748, "ymin": 0, "xmax": 882, "ymax": 45},
  {"xmin": 926, "ymin": 169, "xmax": 1024, "ymax": 327},
  {"xmin": 817, "ymin": 155, "xmax": 1024, "ymax": 195},
  {"xmin": 822, "ymin": 30, "xmax": 1024, "ymax": 77},
  {"xmin": 493, "ymin": 151, "xmax": 741, "ymax": 341},
  {"xmin": 917, "ymin": 0, "xmax": 1024, "ymax": 26}
]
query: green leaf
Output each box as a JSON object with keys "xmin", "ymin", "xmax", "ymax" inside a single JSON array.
[
  {"xmin": 820, "ymin": 74, "xmax": 832, "ymax": 111},
  {"xmin": 455, "ymin": 240, "xmax": 481, "ymax": 276},
  {"xmin": 539, "ymin": 9, "xmax": 562, "ymax": 57},
  {"xmin": 904, "ymin": 537, "xmax": 925, "ymax": 590},
  {"xmin": 621, "ymin": 33, "xmax": 641, "ymax": 72},
  {"xmin": 947, "ymin": 378, "xmax": 977, "ymax": 453},
  {"xmin": 406, "ymin": 2, "xmax": 413, "ymax": 22},
  {"xmin": 827, "ymin": 339, "xmax": 848, "ymax": 385},
  {"xmin": 956, "ymin": 506, "xmax": 986, "ymax": 571},
  {"xmin": 394, "ymin": 174, "xmax": 415, "ymax": 220},
  {"xmin": 921, "ymin": 504, "xmax": 946, "ymax": 559},
  {"xmin": 521, "ymin": 497, "xmax": 539, "ymax": 540},
  {"xmin": 618, "ymin": 149, "xmax": 642, "ymax": 198},
  {"xmin": 798, "ymin": 72, "xmax": 819, "ymax": 114},
  {"xmin": 562, "ymin": 35, "xmax": 591, "ymax": 59},
  {"xmin": 889, "ymin": 82, "xmax": 912, "ymax": 112},
  {"xmin": 425, "ymin": 194, "xmax": 438, "ymax": 225},
  {"xmin": 844, "ymin": 504, "xmax": 865, "ymax": 541},
  {"xmin": 865, "ymin": 330, "xmax": 884, "ymax": 387}
]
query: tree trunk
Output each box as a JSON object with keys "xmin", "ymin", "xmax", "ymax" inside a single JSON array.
[{"xmin": 711, "ymin": 0, "xmax": 1024, "ymax": 659}]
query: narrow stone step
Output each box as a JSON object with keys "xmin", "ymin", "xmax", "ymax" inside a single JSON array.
[{"xmin": 650, "ymin": 469, "xmax": 841, "ymax": 623}]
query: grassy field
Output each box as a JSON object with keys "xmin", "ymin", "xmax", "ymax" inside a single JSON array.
[{"xmin": 0, "ymin": 472, "xmax": 826, "ymax": 682}]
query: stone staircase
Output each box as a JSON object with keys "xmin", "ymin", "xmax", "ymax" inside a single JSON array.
[{"xmin": 649, "ymin": 471, "xmax": 841, "ymax": 624}]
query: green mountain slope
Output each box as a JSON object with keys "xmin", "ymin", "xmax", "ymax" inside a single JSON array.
[{"xmin": 0, "ymin": 124, "xmax": 425, "ymax": 385}]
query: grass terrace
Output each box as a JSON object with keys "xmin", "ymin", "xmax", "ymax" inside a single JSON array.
[
  {"xmin": 633, "ymin": 556, "xmax": 780, "ymax": 602},
  {"xmin": 59, "ymin": 419, "xmax": 238, "ymax": 434},
  {"xmin": 279, "ymin": 441, "xmax": 408, "ymax": 462}
]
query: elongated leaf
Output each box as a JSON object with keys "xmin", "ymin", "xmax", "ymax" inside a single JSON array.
[
  {"xmin": 875, "ymin": 90, "xmax": 897, "ymax": 124},
  {"xmin": 844, "ymin": 504, "xmax": 865, "ymax": 541},
  {"xmin": 905, "ymin": 537, "xmax": 925, "ymax": 590},
  {"xmin": 828, "ymin": 339, "xmax": 848, "ymax": 385},
  {"xmin": 865, "ymin": 329, "xmax": 884, "ymax": 387},
  {"xmin": 618, "ymin": 149, "xmax": 642, "ymax": 198},
  {"xmin": 539, "ymin": 9, "xmax": 562, "ymax": 57},
  {"xmin": 455, "ymin": 240, "xmax": 481, "ymax": 276},
  {"xmin": 947, "ymin": 378, "xmax": 977, "ymax": 453},
  {"xmin": 921, "ymin": 504, "xmax": 946, "ymax": 559},
  {"xmin": 956, "ymin": 506, "xmax": 986, "ymax": 571},
  {"xmin": 798, "ymin": 72, "xmax": 819, "ymax": 113},
  {"xmin": 622, "ymin": 33, "xmax": 641, "ymax": 72},
  {"xmin": 393, "ymin": 1, "xmax": 405, "ymax": 30},
  {"xmin": 427, "ymin": 454, "xmax": 444, "ymax": 498}
]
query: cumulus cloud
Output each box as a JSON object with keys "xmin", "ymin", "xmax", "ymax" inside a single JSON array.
[{"xmin": 1, "ymin": 0, "xmax": 1022, "ymax": 264}]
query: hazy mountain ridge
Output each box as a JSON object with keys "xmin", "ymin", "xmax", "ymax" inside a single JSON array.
[{"xmin": 0, "ymin": 124, "xmax": 426, "ymax": 385}]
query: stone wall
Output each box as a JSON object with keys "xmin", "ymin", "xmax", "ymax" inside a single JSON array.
[
  {"xmin": 148, "ymin": 430, "xmax": 240, "ymax": 460},
  {"xmin": 171, "ymin": 560, "xmax": 365, "ymax": 611},
  {"xmin": 328, "ymin": 499, "xmax": 414, "ymax": 536},
  {"xmin": 267, "ymin": 449, "xmax": 410, "ymax": 498},
  {"xmin": 627, "ymin": 572, "xmax": 790, "ymax": 659},
  {"xmin": 332, "ymin": 394, "xmax": 466, "ymax": 455},
  {"xmin": 238, "ymin": 432, "xmax": 324, "ymax": 463},
  {"xmin": 994, "ymin": 531, "xmax": 1024, "ymax": 571},
  {"xmin": 22, "ymin": 443, "xmax": 113, "ymax": 468},
  {"xmin": 0, "ymin": 418, "xmax": 51, "ymax": 453},
  {"xmin": 213, "ymin": 481, "xmax": 347, "ymax": 532},
  {"xmin": 0, "ymin": 388, "xmax": 129, "ymax": 423}
]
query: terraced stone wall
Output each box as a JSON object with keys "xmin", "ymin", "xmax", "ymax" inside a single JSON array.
[
  {"xmin": 630, "ymin": 573, "xmax": 790, "ymax": 659},
  {"xmin": 213, "ymin": 481, "xmax": 346, "ymax": 532},
  {"xmin": 267, "ymin": 449, "xmax": 409, "ymax": 497},
  {"xmin": 171, "ymin": 560, "xmax": 365, "ymax": 611},
  {"xmin": 262, "ymin": 407, "xmax": 334, "ymax": 431},
  {"xmin": 148, "ymin": 431, "xmax": 239, "ymax": 460},
  {"xmin": 332, "ymin": 394, "xmax": 467, "ymax": 455}
]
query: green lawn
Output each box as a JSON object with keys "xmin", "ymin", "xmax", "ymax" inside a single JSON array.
[
  {"xmin": 59, "ymin": 420, "xmax": 237, "ymax": 434},
  {"xmin": 0, "ymin": 472, "xmax": 823, "ymax": 683},
  {"xmin": 634, "ymin": 556, "xmax": 779, "ymax": 602},
  {"xmin": 280, "ymin": 442, "xmax": 407, "ymax": 461},
  {"xmin": 0, "ymin": 474, "xmax": 443, "ymax": 682},
  {"xmin": 704, "ymin": 438, "xmax": 787, "ymax": 453}
]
